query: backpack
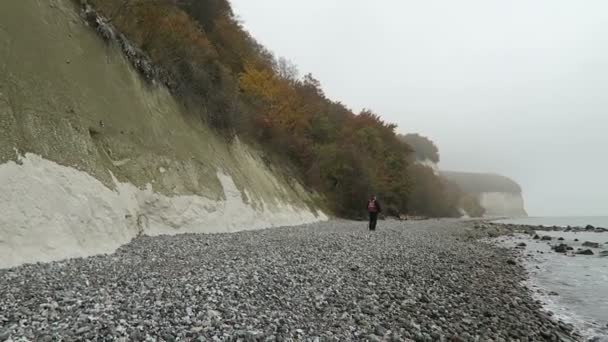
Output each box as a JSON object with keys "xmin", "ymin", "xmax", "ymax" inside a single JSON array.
[{"xmin": 367, "ymin": 200, "xmax": 377, "ymax": 213}]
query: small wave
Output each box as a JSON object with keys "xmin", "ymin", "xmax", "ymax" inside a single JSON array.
[
  {"xmin": 528, "ymin": 279, "xmax": 607, "ymax": 340},
  {"xmin": 496, "ymin": 234, "xmax": 608, "ymax": 340}
]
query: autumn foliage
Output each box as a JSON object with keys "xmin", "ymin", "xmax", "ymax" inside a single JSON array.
[{"xmin": 87, "ymin": 0, "xmax": 482, "ymax": 218}]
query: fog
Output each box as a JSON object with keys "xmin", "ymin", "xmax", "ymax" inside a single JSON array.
[{"xmin": 231, "ymin": 0, "xmax": 608, "ymax": 217}]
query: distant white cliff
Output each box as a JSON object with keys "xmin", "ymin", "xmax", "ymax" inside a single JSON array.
[{"xmin": 441, "ymin": 171, "xmax": 528, "ymax": 218}]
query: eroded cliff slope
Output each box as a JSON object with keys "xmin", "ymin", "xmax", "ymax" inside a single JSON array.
[{"xmin": 0, "ymin": 0, "xmax": 325, "ymax": 269}]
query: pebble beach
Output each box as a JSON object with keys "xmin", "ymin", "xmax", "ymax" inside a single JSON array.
[{"xmin": 0, "ymin": 220, "xmax": 579, "ymax": 341}]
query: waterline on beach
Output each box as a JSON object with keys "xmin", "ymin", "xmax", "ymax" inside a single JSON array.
[{"xmin": 494, "ymin": 229, "xmax": 608, "ymax": 341}]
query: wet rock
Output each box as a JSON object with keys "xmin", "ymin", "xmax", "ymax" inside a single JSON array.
[
  {"xmin": 76, "ymin": 326, "xmax": 91, "ymax": 335},
  {"xmin": 367, "ymin": 334, "xmax": 382, "ymax": 342},
  {"xmin": 541, "ymin": 236, "xmax": 552, "ymax": 241},
  {"xmin": 558, "ymin": 322, "xmax": 574, "ymax": 332},
  {"xmin": 0, "ymin": 330, "xmax": 11, "ymax": 342},
  {"xmin": 586, "ymin": 225, "xmax": 595, "ymax": 230},
  {"xmin": 533, "ymin": 235, "xmax": 540, "ymax": 240},
  {"xmin": 558, "ymin": 237, "xmax": 564, "ymax": 241},
  {"xmin": 576, "ymin": 249, "xmax": 594, "ymax": 255},
  {"xmin": 555, "ymin": 330, "xmax": 578, "ymax": 342},
  {"xmin": 517, "ymin": 242, "xmax": 527, "ymax": 247},
  {"xmin": 582, "ymin": 241, "xmax": 600, "ymax": 248},
  {"xmin": 552, "ymin": 244, "xmax": 568, "ymax": 253},
  {"xmin": 374, "ymin": 325, "xmax": 387, "ymax": 336}
]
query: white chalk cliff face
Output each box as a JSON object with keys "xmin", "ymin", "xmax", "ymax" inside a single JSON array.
[
  {"xmin": 440, "ymin": 171, "xmax": 528, "ymax": 218},
  {"xmin": 478, "ymin": 192, "xmax": 527, "ymax": 218},
  {"xmin": 0, "ymin": 0, "xmax": 326, "ymax": 269},
  {"xmin": 417, "ymin": 159, "xmax": 440, "ymax": 175},
  {"xmin": 0, "ymin": 153, "xmax": 324, "ymax": 269},
  {"xmin": 414, "ymin": 160, "xmax": 528, "ymax": 218}
]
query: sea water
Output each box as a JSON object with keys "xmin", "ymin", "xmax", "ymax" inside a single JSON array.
[
  {"xmin": 497, "ymin": 217, "xmax": 608, "ymax": 341},
  {"xmin": 499, "ymin": 216, "xmax": 608, "ymax": 229}
]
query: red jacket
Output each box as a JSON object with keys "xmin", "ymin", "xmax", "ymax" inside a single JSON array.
[{"xmin": 367, "ymin": 199, "xmax": 381, "ymax": 213}]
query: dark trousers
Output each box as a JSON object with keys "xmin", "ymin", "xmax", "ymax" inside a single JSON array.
[{"xmin": 369, "ymin": 212, "xmax": 378, "ymax": 231}]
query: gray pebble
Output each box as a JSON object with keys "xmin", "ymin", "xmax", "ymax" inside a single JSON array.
[{"xmin": 0, "ymin": 220, "xmax": 578, "ymax": 340}]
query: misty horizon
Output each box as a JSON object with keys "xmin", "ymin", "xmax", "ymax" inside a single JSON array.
[{"xmin": 232, "ymin": 0, "xmax": 608, "ymax": 217}]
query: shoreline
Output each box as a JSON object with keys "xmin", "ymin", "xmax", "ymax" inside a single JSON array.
[
  {"xmin": 485, "ymin": 221, "xmax": 608, "ymax": 341},
  {"xmin": 0, "ymin": 219, "xmax": 580, "ymax": 340}
]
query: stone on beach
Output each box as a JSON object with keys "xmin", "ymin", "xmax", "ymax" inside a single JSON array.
[
  {"xmin": 0, "ymin": 220, "xmax": 576, "ymax": 340},
  {"xmin": 582, "ymin": 241, "xmax": 600, "ymax": 248},
  {"xmin": 552, "ymin": 244, "xmax": 569, "ymax": 253}
]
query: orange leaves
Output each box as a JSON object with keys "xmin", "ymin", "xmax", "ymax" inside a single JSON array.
[
  {"xmin": 211, "ymin": 17, "xmax": 272, "ymax": 73},
  {"xmin": 88, "ymin": 0, "xmax": 450, "ymax": 218},
  {"xmin": 91, "ymin": 0, "xmax": 217, "ymax": 67},
  {"xmin": 125, "ymin": 4, "xmax": 216, "ymax": 65},
  {"xmin": 241, "ymin": 66, "xmax": 412, "ymax": 216},
  {"xmin": 156, "ymin": 11, "xmax": 215, "ymax": 62},
  {"xmin": 239, "ymin": 65, "xmax": 309, "ymax": 135},
  {"xmin": 239, "ymin": 66, "xmax": 286, "ymax": 106}
]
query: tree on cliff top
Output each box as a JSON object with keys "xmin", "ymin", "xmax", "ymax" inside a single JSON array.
[
  {"xmin": 398, "ymin": 133, "xmax": 440, "ymax": 163},
  {"xmin": 87, "ymin": 0, "xmax": 477, "ymax": 219}
]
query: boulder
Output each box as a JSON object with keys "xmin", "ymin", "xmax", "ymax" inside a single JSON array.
[
  {"xmin": 576, "ymin": 249, "xmax": 594, "ymax": 255},
  {"xmin": 374, "ymin": 325, "xmax": 388, "ymax": 336},
  {"xmin": 517, "ymin": 242, "xmax": 527, "ymax": 247},
  {"xmin": 552, "ymin": 244, "xmax": 569, "ymax": 253},
  {"xmin": 555, "ymin": 331, "xmax": 577, "ymax": 342},
  {"xmin": 541, "ymin": 236, "xmax": 552, "ymax": 241},
  {"xmin": 559, "ymin": 322, "xmax": 574, "ymax": 332},
  {"xmin": 558, "ymin": 237, "xmax": 564, "ymax": 241},
  {"xmin": 585, "ymin": 224, "xmax": 595, "ymax": 230},
  {"xmin": 582, "ymin": 241, "xmax": 600, "ymax": 248},
  {"xmin": 574, "ymin": 239, "xmax": 579, "ymax": 242},
  {"xmin": 599, "ymin": 251, "xmax": 608, "ymax": 257}
]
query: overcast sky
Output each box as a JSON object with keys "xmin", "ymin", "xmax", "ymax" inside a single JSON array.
[{"xmin": 231, "ymin": 0, "xmax": 608, "ymax": 217}]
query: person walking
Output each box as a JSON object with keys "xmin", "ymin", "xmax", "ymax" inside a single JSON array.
[{"xmin": 367, "ymin": 195, "xmax": 382, "ymax": 231}]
